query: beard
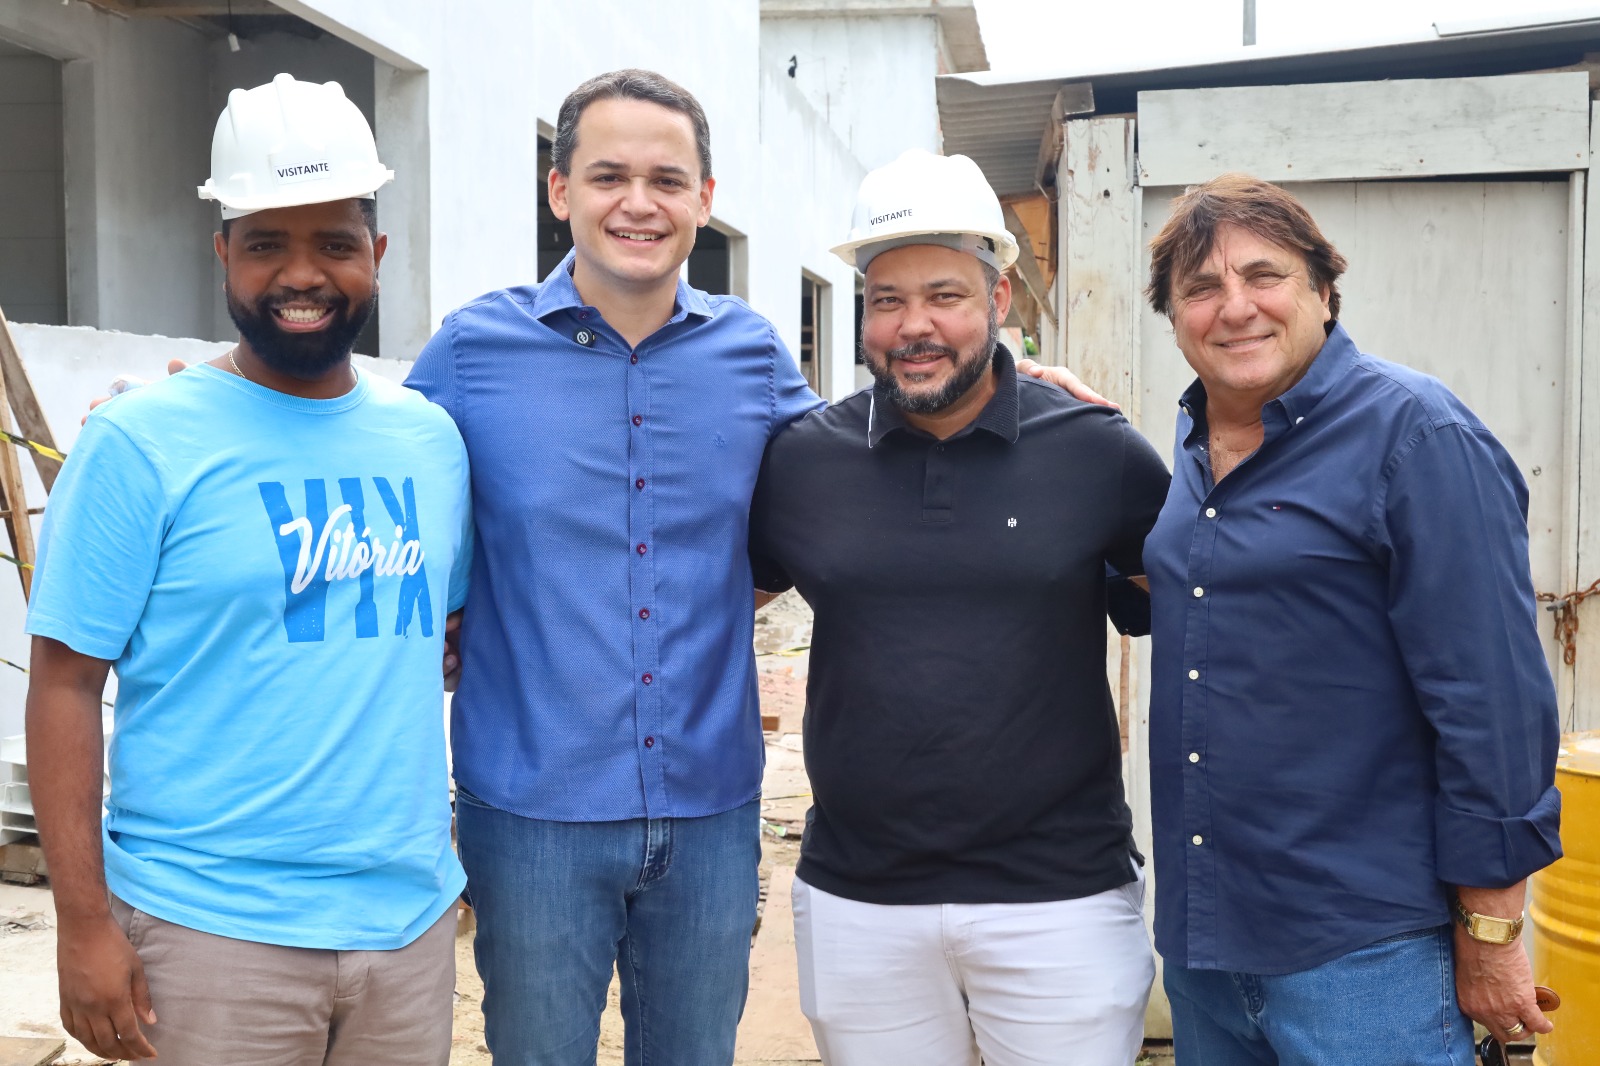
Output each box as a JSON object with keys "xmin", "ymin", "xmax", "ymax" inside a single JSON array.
[
  {"xmin": 225, "ymin": 283, "xmax": 376, "ymax": 380},
  {"xmin": 865, "ymin": 303, "xmax": 1000, "ymax": 415}
]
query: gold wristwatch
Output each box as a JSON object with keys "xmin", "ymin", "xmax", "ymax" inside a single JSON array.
[{"xmin": 1454, "ymin": 898, "xmax": 1524, "ymax": 945}]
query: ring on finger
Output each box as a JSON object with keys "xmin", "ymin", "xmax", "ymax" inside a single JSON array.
[{"xmin": 1506, "ymin": 1021, "xmax": 1527, "ymax": 1038}]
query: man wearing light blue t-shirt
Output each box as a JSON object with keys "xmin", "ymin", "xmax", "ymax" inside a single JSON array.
[{"xmin": 25, "ymin": 75, "xmax": 470, "ymax": 1066}]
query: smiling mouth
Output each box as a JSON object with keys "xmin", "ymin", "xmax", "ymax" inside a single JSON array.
[
  {"xmin": 612, "ymin": 230, "xmax": 665, "ymax": 243},
  {"xmin": 1216, "ymin": 335, "xmax": 1271, "ymax": 350},
  {"xmin": 273, "ymin": 306, "xmax": 335, "ymax": 332}
]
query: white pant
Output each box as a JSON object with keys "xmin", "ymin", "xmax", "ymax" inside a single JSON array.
[{"xmin": 792, "ymin": 871, "xmax": 1155, "ymax": 1066}]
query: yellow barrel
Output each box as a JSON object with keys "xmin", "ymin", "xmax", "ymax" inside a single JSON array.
[{"xmin": 1530, "ymin": 731, "xmax": 1600, "ymax": 1065}]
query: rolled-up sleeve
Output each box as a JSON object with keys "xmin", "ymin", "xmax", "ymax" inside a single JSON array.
[{"xmin": 1380, "ymin": 420, "xmax": 1562, "ymax": 887}]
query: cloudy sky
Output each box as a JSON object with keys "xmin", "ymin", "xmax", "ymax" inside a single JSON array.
[{"xmin": 972, "ymin": 0, "xmax": 1592, "ymax": 75}]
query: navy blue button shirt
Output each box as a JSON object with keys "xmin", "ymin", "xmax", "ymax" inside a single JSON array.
[
  {"xmin": 1145, "ymin": 323, "xmax": 1562, "ymax": 975},
  {"xmin": 408, "ymin": 250, "xmax": 822, "ymax": 821}
]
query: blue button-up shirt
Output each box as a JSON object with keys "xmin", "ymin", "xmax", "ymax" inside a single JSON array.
[
  {"xmin": 1145, "ymin": 323, "xmax": 1562, "ymax": 975},
  {"xmin": 408, "ymin": 251, "xmax": 822, "ymax": 821}
]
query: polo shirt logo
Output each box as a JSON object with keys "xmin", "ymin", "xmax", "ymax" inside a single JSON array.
[{"xmin": 1008, "ymin": 517, "xmax": 1017, "ymax": 527}]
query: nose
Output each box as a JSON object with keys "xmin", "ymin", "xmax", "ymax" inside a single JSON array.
[
  {"xmin": 898, "ymin": 298, "xmax": 936, "ymax": 340},
  {"xmin": 1217, "ymin": 277, "xmax": 1256, "ymax": 323},
  {"xmin": 620, "ymin": 177, "xmax": 656, "ymax": 216},
  {"xmin": 277, "ymin": 246, "xmax": 330, "ymax": 292}
]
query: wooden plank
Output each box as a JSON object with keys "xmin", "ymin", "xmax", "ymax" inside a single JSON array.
[
  {"xmin": 0, "ymin": 340, "xmax": 34, "ymax": 600},
  {"xmin": 0, "ymin": 1037, "xmax": 66, "ymax": 1066},
  {"xmin": 733, "ymin": 865, "xmax": 817, "ymax": 1062},
  {"xmin": 1573, "ymin": 105, "xmax": 1600, "ymax": 733},
  {"xmin": 1060, "ymin": 117, "xmax": 1140, "ymax": 410},
  {"xmin": 1002, "ymin": 203, "xmax": 1056, "ymax": 327},
  {"xmin": 1556, "ymin": 174, "xmax": 1586, "ymax": 725},
  {"xmin": 0, "ymin": 309, "xmax": 62, "ymax": 493},
  {"xmin": 1137, "ymin": 72, "xmax": 1591, "ymax": 187}
]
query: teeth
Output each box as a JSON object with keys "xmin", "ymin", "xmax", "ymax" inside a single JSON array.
[
  {"xmin": 276, "ymin": 307, "xmax": 329, "ymax": 323},
  {"xmin": 615, "ymin": 231, "xmax": 663, "ymax": 241}
]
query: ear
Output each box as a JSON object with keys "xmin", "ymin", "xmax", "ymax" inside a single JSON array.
[
  {"xmin": 696, "ymin": 175, "xmax": 715, "ymax": 228},
  {"xmin": 372, "ymin": 231, "xmax": 389, "ymax": 271},
  {"xmin": 992, "ymin": 271, "xmax": 1013, "ymax": 323},
  {"xmin": 548, "ymin": 167, "xmax": 572, "ymax": 222},
  {"xmin": 1318, "ymin": 282, "xmax": 1333, "ymax": 323},
  {"xmin": 213, "ymin": 230, "xmax": 228, "ymax": 271}
]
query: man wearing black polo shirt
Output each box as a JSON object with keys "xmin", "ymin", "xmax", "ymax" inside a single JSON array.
[{"xmin": 748, "ymin": 150, "xmax": 1171, "ymax": 1065}]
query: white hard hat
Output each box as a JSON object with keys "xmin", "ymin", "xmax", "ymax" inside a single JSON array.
[
  {"xmin": 832, "ymin": 149, "xmax": 1019, "ymax": 273},
  {"xmin": 198, "ymin": 73, "xmax": 393, "ymax": 220}
]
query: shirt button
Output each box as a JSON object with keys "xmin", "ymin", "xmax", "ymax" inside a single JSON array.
[
  {"xmin": 1192, "ymin": 835, "xmax": 1204, "ymax": 845},
  {"xmin": 1295, "ymin": 416, "xmax": 1304, "ymax": 425},
  {"xmin": 1193, "ymin": 586, "xmax": 1205, "ymax": 598},
  {"xmin": 637, "ymin": 543, "xmax": 647, "ymax": 556},
  {"xmin": 639, "ymin": 608, "xmax": 650, "ymax": 620},
  {"xmin": 644, "ymin": 736, "xmax": 655, "ymax": 748},
  {"xmin": 1205, "ymin": 507, "xmax": 1217, "ymax": 518},
  {"xmin": 630, "ymin": 354, "xmax": 639, "ymax": 364},
  {"xmin": 1189, "ymin": 752, "xmax": 1201, "ymax": 763},
  {"xmin": 632, "ymin": 415, "xmax": 642, "ymax": 427},
  {"xmin": 935, "ymin": 444, "xmax": 945, "ymax": 453},
  {"xmin": 1188, "ymin": 669, "xmax": 1200, "ymax": 680},
  {"xmin": 642, "ymin": 673, "xmax": 653, "ymax": 685},
  {"xmin": 636, "ymin": 478, "xmax": 646, "ymax": 490}
]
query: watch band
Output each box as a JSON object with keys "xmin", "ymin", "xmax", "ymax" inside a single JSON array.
[{"xmin": 1454, "ymin": 897, "xmax": 1524, "ymax": 944}]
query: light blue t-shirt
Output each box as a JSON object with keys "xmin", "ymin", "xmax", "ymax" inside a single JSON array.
[{"xmin": 26, "ymin": 364, "xmax": 472, "ymax": 950}]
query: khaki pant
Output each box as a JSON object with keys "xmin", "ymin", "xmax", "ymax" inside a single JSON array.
[{"xmin": 109, "ymin": 894, "xmax": 455, "ymax": 1066}]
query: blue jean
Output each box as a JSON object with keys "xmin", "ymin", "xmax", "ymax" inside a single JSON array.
[
  {"xmin": 455, "ymin": 788, "xmax": 761, "ymax": 1066},
  {"xmin": 1164, "ymin": 926, "xmax": 1475, "ymax": 1066}
]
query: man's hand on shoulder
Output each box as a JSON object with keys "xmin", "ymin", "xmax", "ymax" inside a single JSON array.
[
  {"xmin": 81, "ymin": 359, "xmax": 191, "ymax": 425},
  {"xmin": 1015, "ymin": 358, "xmax": 1120, "ymax": 410},
  {"xmin": 444, "ymin": 609, "xmax": 464, "ymax": 692},
  {"xmin": 55, "ymin": 911, "xmax": 158, "ymax": 1060},
  {"xmin": 1454, "ymin": 883, "xmax": 1551, "ymax": 1045}
]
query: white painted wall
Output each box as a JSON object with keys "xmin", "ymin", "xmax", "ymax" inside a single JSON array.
[
  {"xmin": 754, "ymin": 65, "xmax": 865, "ymax": 400},
  {"xmin": 761, "ymin": 15, "xmax": 944, "ymax": 170}
]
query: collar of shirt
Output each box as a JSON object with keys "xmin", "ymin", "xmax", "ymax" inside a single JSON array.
[
  {"xmin": 528, "ymin": 248, "xmax": 714, "ymax": 329},
  {"xmin": 1177, "ymin": 322, "xmax": 1360, "ymax": 448},
  {"xmin": 867, "ymin": 343, "xmax": 1022, "ymax": 448}
]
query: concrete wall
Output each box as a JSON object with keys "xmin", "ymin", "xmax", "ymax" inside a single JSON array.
[
  {"xmin": 0, "ymin": 1, "xmax": 215, "ymax": 339},
  {"xmin": 0, "ymin": 51, "xmax": 65, "ymax": 327},
  {"xmin": 761, "ymin": 15, "xmax": 943, "ymax": 170}
]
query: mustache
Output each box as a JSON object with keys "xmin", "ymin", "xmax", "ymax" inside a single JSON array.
[
  {"xmin": 263, "ymin": 292, "xmax": 344, "ymax": 312},
  {"xmin": 886, "ymin": 341, "xmax": 958, "ymax": 362}
]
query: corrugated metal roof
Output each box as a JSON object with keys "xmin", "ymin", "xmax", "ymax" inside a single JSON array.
[{"xmin": 939, "ymin": 14, "xmax": 1600, "ymax": 197}]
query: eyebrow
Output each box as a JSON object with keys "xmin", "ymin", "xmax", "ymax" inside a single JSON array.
[
  {"xmin": 867, "ymin": 277, "xmax": 969, "ymax": 296},
  {"xmin": 1183, "ymin": 258, "xmax": 1290, "ymax": 284},
  {"xmin": 235, "ymin": 228, "xmax": 363, "ymax": 242},
  {"xmin": 584, "ymin": 160, "xmax": 693, "ymax": 178}
]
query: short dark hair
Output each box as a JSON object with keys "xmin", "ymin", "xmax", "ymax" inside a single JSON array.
[
  {"xmin": 1146, "ymin": 173, "xmax": 1347, "ymax": 321},
  {"xmin": 551, "ymin": 69, "xmax": 712, "ymax": 180},
  {"xmin": 219, "ymin": 196, "xmax": 378, "ymax": 242}
]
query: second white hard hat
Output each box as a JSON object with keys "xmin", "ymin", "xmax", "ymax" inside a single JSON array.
[
  {"xmin": 832, "ymin": 149, "xmax": 1019, "ymax": 272},
  {"xmin": 198, "ymin": 73, "xmax": 394, "ymax": 220}
]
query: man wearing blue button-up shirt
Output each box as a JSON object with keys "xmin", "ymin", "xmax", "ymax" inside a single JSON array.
[
  {"xmin": 1137, "ymin": 174, "xmax": 1561, "ymax": 1065},
  {"xmin": 407, "ymin": 71, "xmax": 821, "ymax": 1065}
]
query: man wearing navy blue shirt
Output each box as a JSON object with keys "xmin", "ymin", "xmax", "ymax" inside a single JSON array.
[
  {"xmin": 406, "ymin": 71, "xmax": 821, "ymax": 1065},
  {"xmin": 1139, "ymin": 175, "xmax": 1561, "ymax": 1064}
]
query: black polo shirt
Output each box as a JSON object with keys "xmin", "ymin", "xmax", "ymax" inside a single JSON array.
[{"xmin": 749, "ymin": 347, "xmax": 1171, "ymax": 905}]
